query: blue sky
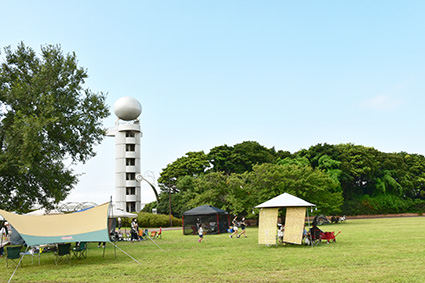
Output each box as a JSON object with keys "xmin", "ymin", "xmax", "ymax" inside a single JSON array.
[{"xmin": 1, "ymin": 1, "xmax": 425, "ymax": 205}]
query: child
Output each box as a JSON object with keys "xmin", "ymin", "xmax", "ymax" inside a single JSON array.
[
  {"xmin": 277, "ymin": 223, "xmax": 284, "ymax": 243},
  {"xmin": 198, "ymin": 224, "xmax": 204, "ymax": 243},
  {"xmin": 237, "ymin": 217, "xmax": 247, "ymax": 238}
]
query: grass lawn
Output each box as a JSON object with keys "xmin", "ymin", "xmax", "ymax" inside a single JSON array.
[{"xmin": 2, "ymin": 217, "xmax": 425, "ymax": 282}]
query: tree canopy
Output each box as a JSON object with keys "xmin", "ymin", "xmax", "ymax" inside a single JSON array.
[
  {"xmin": 145, "ymin": 141, "xmax": 425, "ymax": 218},
  {"xmin": 0, "ymin": 42, "xmax": 109, "ymax": 212}
]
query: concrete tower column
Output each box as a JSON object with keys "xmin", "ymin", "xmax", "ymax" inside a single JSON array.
[{"xmin": 107, "ymin": 97, "xmax": 143, "ymax": 212}]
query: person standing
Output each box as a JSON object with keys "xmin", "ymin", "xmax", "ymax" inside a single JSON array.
[
  {"xmin": 229, "ymin": 216, "xmax": 238, "ymax": 238},
  {"xmin": 0, "ymin": 223, "xmax": 7, "ymax": 257},
  {"xmin": 198, "ymin": 224, "xmax": 204, "ymax": 243},
  {"xmin": 237, "ymin": 217, "xmax": 247, "ymax": 238},
  {"xmin": 131, "ymin": 218, "xmax": 139, "ymax": 242},
  {"xmin": 277, "ymin": 223, "xmax": 285, "ymax": 243}
]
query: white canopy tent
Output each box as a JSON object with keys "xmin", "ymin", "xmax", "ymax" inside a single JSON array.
[
  {"xmin": 255, "ymin": 193, "xmax": 316, "ymax": 209},
  {"xmin": 108, "ymin": 206, "xmax": 136, "ymax": 218},
  {"xmin": 255, "ymin": 193, "xmax": 316, "ymax": 246},
  {"xmin": 26, "ymin": 208, "xmax": 63, "ymax": 216}
]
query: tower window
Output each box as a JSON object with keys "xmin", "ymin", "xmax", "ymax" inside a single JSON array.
[
  {"xmin": 126, "ymin": 173, "xmax": 135, "ymax": 180},
  {"xmin": 126, "ymin": 187, "xmax": 136, "ymax": 195},
  {"xmin": 126, "ymin": 202, "xmax": 136, "ymax": 212},
  {"xmin": 126, "ymin": 144, "xmax": 135, "ymax": 151},
  {"xmin": 126, "ymin": 132, "xmax": 135, "ymax": 137},
  {"xmin": 126, "ymin": 158, "xmax": 135, "ymax": 166}
]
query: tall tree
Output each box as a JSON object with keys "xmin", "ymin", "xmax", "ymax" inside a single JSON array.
[
  {"xmin": 208, "ymin": 141, "xmax": 277, "ymax": 174},
  {"xmin": 248, "ymin": 163, "xmax": 343, "ymax": 215},
  {"xmin": 158, "ymin": 151, "xmax": 210, "ymax": 191},
  {"xmin": 0, "ymin": 42, "xmax": 109, "ymax": 212}
]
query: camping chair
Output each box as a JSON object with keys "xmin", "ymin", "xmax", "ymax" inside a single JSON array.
[
  {"xmin": 139, "ymin": 229, "xmax": 148, "ymax": 240},
  {"xmin": 6, "ymin": 246, "xmax": 22, "ymax": 268},
  {"xmin": 151, "ymin": 227, "xmax": 162, "ymax": 239},
  {"xmin": 54, "ymin": 243, "xmax": 71, "ymax": 265},
  {"xmin": 309, "ymin": 227, "xmax": 322, "ymax": 246},
  {"xmin": 29, "ymin": 247, "xmax": 40, "ymax": 265},
  {"xmin": 72, "ymin": 242, "xmax": 87, "ymax": 259}
]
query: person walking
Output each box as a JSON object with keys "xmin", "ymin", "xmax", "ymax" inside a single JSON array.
[
  {"xmin": 229, "ymin": 216, "xmax": 238, "ymax": 238},
  {"xmin": 237, "ymin": 217, "xmax": 247, "ymax": 238}
]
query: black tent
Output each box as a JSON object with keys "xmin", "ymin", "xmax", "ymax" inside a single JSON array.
[{"xmin": 182, "ymin": 205, "xmax": 230, "ymax": 235}]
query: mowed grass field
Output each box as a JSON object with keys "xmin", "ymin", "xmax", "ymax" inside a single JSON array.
[{"xmin": 2, "ymin": 217, "xmax": 425, "ymax": 282}]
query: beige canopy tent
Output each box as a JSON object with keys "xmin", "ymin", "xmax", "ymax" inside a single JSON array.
[
  {"xmin": 1, "ymin": 202, "xmax": 143, "ymax": 282},
  {"xmin": 0, "ymin": 203, "xmax": 110, "ymax": 246},
  {"xmin": 255, "ymin": 193, "xmax": 315, "ymax": 246}
]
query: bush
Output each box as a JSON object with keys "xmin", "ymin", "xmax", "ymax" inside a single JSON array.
[
  {"xmin": 136, "ymin": 212, "xmax": 182, "ymax": 228},
  {"xmin": 342, "ymin": 194, "xmax": 417, "ymax": 215},
  {"xmin": 121, "ymin": 215, "xmax": 136, "ymax": 228},
  {"xmin": 409, "ymin": 199, "xmax": 425, "ymax": 214},
  {"xmin": 342, "ymin": 197, "xmax": 376, "ymax": 215}
]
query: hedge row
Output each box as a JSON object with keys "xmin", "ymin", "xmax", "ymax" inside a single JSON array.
[
  {"xmin": 121, "ymin": 212, "xmax": 182, "ymax": 228},
  {"xmin": 342, "ymin": 195, "xmax": 425, "ymax": 215}
]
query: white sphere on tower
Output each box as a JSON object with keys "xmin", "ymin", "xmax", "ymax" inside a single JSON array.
[{"xmin": 113, "ymin": 96, "xmax": 142, "ymax": 121}]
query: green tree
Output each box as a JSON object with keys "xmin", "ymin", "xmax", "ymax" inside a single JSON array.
[
  {"xmin": 155, "ymin": 175, "xmax": 198, "ymax": 217},
  {"xmin": 402, "ymin": 153, "xmax": 425, "ymax": 199},
  {"xmin": 247, "ymin": 163, "xmax": 343, "ymax": 215},
  {"xmin": 317, "ymin": 155, "xmax": 342, "ymax": 187},
  {"xmin": 0, "ymin": 42, "xmax": 109, "ymax": 212},
  {"xmin": 158, "ymin": 151, "xmax": 209, "ymax": 190},
  {"xmin": 187, "ymin": 172, "xmax": 253, "ymax": 215},
  {"xmin": 277, "ymin": 156, "xmax": 310, "ymax": 167},
  {"xmin": 208, "ymin": 141, "xmax": 277, "ymax": 174}
]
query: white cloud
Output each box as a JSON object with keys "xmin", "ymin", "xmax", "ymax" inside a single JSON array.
[{"xmin": 360, "ymin": 95, "xmax": 402, "ymax": 110}]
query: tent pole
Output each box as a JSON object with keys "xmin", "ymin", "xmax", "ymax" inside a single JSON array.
[
  {"xmin": 307, "ymin": 207, "xmax": 312, "ymax": 247},
  {"xmin": 227, "ymin": 214, "xmax": 230, "ymax": 232},
  {"xmin": 110, "ymin": 242, "xmax": 141, "ymax": 265},
  {"xmin": 147, "ymin": 236, "xmax": 166, "ymax": 253},
  {"xmin": 217, "ymin": 213, "xmax": 219, "ymax": 234}
]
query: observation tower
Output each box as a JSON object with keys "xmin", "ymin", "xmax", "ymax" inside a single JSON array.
[{"xmin": 106, "ymin": 97, "xmax": 142, "ymax": 212}]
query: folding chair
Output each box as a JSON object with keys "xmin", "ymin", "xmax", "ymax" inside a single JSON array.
[
  {"xmin": 6, "ymin": 246, "xmax": 22, "ymax": 268},
  {"xmin": 30, "ymin": 247, "xmax": 40, "ymax": 265},
  {"xmin": 72, "ymin": 242, "xmax": 87, "ymax": 259},
  {"xmin": 54, "ymin": 243, "xmax": 71, "ymax": 265},
  {"xmin": 139, "ymin": 229, "xmax": 149, "ymax": 240},
  {"xmin": 151, "ymin": 227, "xmax": 162, "ymax": 239},
  {"xmin": 156, "ymin": 227, "xmax": 162, "ymax": 239}
]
